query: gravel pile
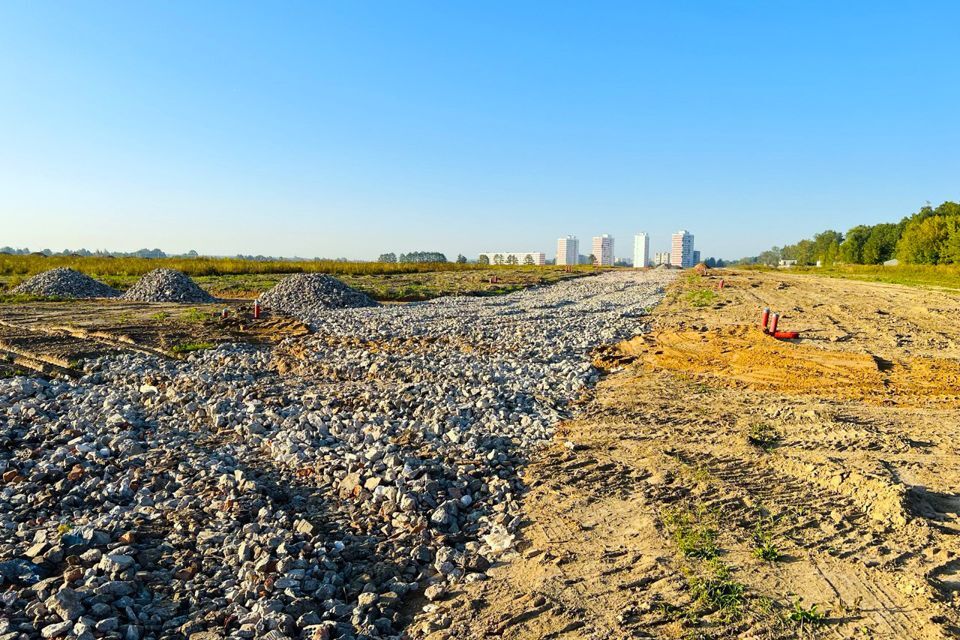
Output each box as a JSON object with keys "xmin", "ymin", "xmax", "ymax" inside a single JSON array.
[
  {"xmin": 10, "ymin": 268, "xmax": 119, "ymax": 299},
  {"xmin": 261, "ymin": 274, "xmax": 378, "ymax": 317},
  {"xmin": 0, "ymin": 270, "xmax": 674, "ymax": 640},
  {"xmin": 120, "ymin": 269, "xmax": 215, "ymax": 303}
]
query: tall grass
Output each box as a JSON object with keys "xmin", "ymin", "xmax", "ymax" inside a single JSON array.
[
  {"xmin": 741, "ymin": 263, "xmax": 960, "ymax": 290},
  {"xmin": 0, "ymin": 255, "xmax": 503, "ymax": 278}
]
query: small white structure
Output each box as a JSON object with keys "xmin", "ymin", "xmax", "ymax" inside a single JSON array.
[
  {"xmin": 778, "ymin": 259, "xmax": 797, "ymax": 268},
  {"xmin": 479, "ymin": 252, "xmax": 546, "ymax": 266}
]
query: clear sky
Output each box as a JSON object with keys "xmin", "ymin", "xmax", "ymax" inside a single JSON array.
[{"xmin": 1, "ymin": 2, "xmax": 958, "ymax": 261}]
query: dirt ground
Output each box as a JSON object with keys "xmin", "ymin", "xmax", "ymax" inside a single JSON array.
[
  {"xmin": 0, "ymin": 300, "xmax": 307, "ymax": 377},
  {"xmin": 412, "ymin": 269, "xmax": 960, "ymax": 639}
]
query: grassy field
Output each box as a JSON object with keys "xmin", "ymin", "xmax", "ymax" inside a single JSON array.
[
  {"xmin": 0, "ymin": 254, "xmax": 492, "ymax": 279},
  {"xmin": 740, "ymin": 263, "xmax": 960, "ymax": 292},
  {"xmin": 0, "ymin": 255, "xmax": 602, "ymax": 302}
]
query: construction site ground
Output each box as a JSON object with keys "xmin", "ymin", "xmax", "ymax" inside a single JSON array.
[
  {"xmin": 413, "ymin": 269, "xmax": 960, "ymax": 639},
  {"xmin": 0, "ymin": 300, "xmax": 307, "ymax": 378}
]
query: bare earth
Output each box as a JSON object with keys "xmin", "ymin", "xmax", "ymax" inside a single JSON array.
[
  {"xmin": 412, "ymin": 269, "xmax": 960, "ymax": 639},
  {"xmin": 0, "ymin": 300, "xmax": 307, "ymax": 377}
]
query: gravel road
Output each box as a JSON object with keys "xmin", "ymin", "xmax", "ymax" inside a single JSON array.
[{"xmin": 0, "ymin": 270, "xmax": 674, "ymax": 640}]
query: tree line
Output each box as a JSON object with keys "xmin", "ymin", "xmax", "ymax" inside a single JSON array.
[
  {"xmin": 377, "ymin": 251, "xmax": 466, "ymax": 264},
  {"xmin": 744, "ymin": 201, "xmax": 960, "ymax": 266},
  {"xmin": 477, "ymin": 254, "xmax": 538, "ymax": 265}
]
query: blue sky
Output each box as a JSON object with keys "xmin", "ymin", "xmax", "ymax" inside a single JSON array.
[{"xmin": 1, "ymin": 2, "xmax": 958, "ymax": 260}]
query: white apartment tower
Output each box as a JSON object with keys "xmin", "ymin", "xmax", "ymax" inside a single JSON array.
[
  {"xmin": 633, "ymin": 233, "xmax": 650, "ymax": 268},
  {"xmin": 671, "ymin": 230, "xmax": 695, "ymax": 268},
  {"xmin": 592, "ymin": 234, "xmax": 615, "ymax": 266},
  {"xmin": 556, "ymin": 236, "xmax": 579, "ymax": 266}
]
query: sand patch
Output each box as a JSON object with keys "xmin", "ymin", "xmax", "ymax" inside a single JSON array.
[{"xmin": 600, "ymin": 325, "xmax": 960, "ymax": 406}]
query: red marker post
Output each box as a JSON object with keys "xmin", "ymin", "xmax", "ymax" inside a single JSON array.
[
  {"xmin": 760, "ymin": 307, "xmax": 770, "ymax": 332},
  {"xmin": 253, "ymin": 299, "xmax": 261, "ymax": 319},
  {"xmin": 769, "ymin": 312, "xmax": 780, "ymax": 334}
]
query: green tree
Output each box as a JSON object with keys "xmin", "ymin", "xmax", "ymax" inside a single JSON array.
[
  {"xmin": 493, "ymin": 253, "xmax": 504, "ymax": 265},
  {"xmin": 941, "ymin": 218, "xmax": 960, "ymax": 264},
  {"xmin": 478, "ymin": 254, "xmax": 490, "ymax": 265},
  {"xmin": 897, "ymin": 216, "xmax": 951, "ymax": 264},
  {"xmin": 861, "ymin": 223, "xmax": 899, "ymax": 264},
  {"xmin": 523, "ymin": 254, "xmax": 535, "ymax": 265},
  {"xmin": 456, "ymin": 254, "xmax": 467, "ymax": 264},
  {"xmin": 812, "ymin": 230, "xmax": 843, "ymax": 265},
  {"xmin": 757, "ymin": 247, "xmax": 781, "ymax": 266},
  {"xmin": 506, "ymin": 254, "xmax": 518, "ymax": 265},
  {"xmin": 839, "ymin": 226, "xmax": 871, "ymax": 264},
  {"xmin": 784, "ymin": 239, "xmax": 815, "ymax": 265},
  {"xmin": 377, "ymin": 252, "xmax": 397, "ymax": 263}
]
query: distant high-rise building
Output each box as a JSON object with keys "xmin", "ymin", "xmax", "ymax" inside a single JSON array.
[
  {"xmin": 556, "ymin": 236, "xmax": 579, "ymax": 266},
  {"xmin": 671, "ymin": 230, "xmax": 695, "ymax": 268},
  {"xmin": 693, "ymin": 250, "xmax": 701, "ymax": 265},
  {"xmin": 654, "ymin": 252, "xmax": 671, "ymax": 266},
  {"xmin": 633, "ymin": 233, "xmax": 650, "ymax": 268},
  {"xmin": 592, "ymin": 235, "xmax": 614, "ymax": 266}
]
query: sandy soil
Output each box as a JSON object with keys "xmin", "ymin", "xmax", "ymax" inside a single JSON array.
[{"xmin": 411, "ymin": 269, "xmax": 960, "ymax": 639}]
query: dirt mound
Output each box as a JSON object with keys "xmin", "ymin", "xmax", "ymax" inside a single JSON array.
[
  {"xmin": 121, "ymin": 269, "xmax": 215, "ymax": 303},
  {"xmin": 600, "ymin": 325, "xmax": 960, "ymax": 406},
  {"xmin": 260, "ymin": 274, "xmax": 378, "ymax": 318},
  {"xmin": 11, "ymin": 268, "xmax": 119, "ymax": 299}
]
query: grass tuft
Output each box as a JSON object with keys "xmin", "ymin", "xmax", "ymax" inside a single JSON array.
[
  {"xmin": 789, "ymin": 599, "xmax": 827, "ymax": 626},
  {"xmin": 752, "ymin": 518, "xmax": 782, "ymax": 562},
  {"xmin": 688, "ymin": 559, "xmax": 746, "ymax": 620},
  {"xmin": 747, "ymin": 422, "xmax": 781, "ymax": 450},
  {"xmin": 684, "ymin": 288, "xmax": 719, "ymax": 307},
  {"xmin": 663, "ymin": 504, "xmax": 720, "ymax": 560},
  {"xmin": 180, "ymin": 308, "xmax": 209, "ymax": 323},
  {"xmin": 170, "ymin": 342, "xmax": 215, "ymax": 354}
]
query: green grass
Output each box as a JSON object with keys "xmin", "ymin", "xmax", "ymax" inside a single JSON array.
[
  {"xmin": 180, "ymin": 308, "xmax": 210, "ymax": 323},
  {"xmin": 759, "ymin": 263, "xmax": 960, "ymax": 291},
  {"xmin": 752, "ymin": 518, "xmax": 782, "ymax": 562},
  {"xmin": 170, "ymin": 341, "xmax": 215, "ymax": 354},
  {"xmin": 788, "ymin": 600, "xmax": 827, "ymax": 626},
  {"xmin": 663, "ymin": 504, "xmax": 720, "ymax": 560},
  {"xmin": 0, "ymin": 256, "xmax": 603, "ymax": 302},
  {"xmin": 678, "ymin": 272, "xmax": 720, "ymax": 308},
  {"xmin": 684, "ymin": 288, "xmax": 718, "ymax": 307},
  {"xmin": 0, "ymin": 254, "xmax": 602, "ymax": 279},
  {"xmin": 687, "ymin": 560, "xmax": 747, "ymax": 620},
  {"xmin": 747, "ymin": 422, "xmax": 781, "ymax": 451},
  {"xmin": 150, "ymin": 311, "xmax": 170, "ymax": 322}
]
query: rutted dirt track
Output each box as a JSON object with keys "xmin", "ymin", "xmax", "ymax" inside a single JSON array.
[{"xmin": 413, "ymin": 270, "xmax": 960, "ymax": 639}]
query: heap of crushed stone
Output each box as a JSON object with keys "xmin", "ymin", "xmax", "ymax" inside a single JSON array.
[
  {"xmin": 11, "ymin": 267, "xmax": 119, "ymax": 298},
  {"xmin": 121, "ymin": 269, "xmax": 216, "ymax": 303},
  {"xmin": 260, "ymin": 274, "xmax": 378, "ymax": 318}
]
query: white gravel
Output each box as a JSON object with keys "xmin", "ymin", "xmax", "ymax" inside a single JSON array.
[
  {"xmin": 120, "ymin": 269, "xmax": 215, "ymax": 303},
  {"xmin": 11, "ymin": 268, "xmax": 119, "ymax": 299},
  {"xmin": 260, "ymin": 274, "xmax": 378, "ymax": 316},
  {"xmin": 0, "ymin": 269, "xmax": 674, "ymax": 640}
]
